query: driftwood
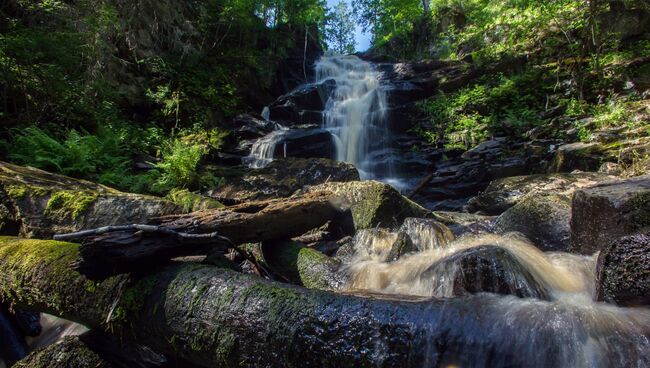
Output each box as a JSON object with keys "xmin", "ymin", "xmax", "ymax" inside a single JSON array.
[
  {"xmin": 1, "ymin": 238, "xmax": 650, "ymax": 367},
  {"xmin": 59, "ymin": 192, "xmax": 352, "ymax": 280}
]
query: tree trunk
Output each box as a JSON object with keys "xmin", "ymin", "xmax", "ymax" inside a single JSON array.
[{"xmin": 64, "ymin": 192, "xmax": 353, "ymax": 279}]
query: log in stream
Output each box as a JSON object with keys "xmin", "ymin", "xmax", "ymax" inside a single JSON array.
[{"xmin": 1, "ymin": 237, "xmax": 649, "ymax": 367}]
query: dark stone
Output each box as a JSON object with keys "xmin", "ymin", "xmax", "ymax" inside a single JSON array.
[
  {"xmin": 268, "ymin": 80, "xmax": 334, "ymax": 124},
  {"xmin": 548, "ymin": 142, "xmax": 608, "ymax": 173},
  {"xmin": 423, "ymin": 245, "xmax": 550, "ymax": 300},
  {"xmin": 571, "ymin": 175, "xmax": 650, "ymax": 254},
  {"xmin": 495, "ymin": 193, "xmax": 572, "ymax": 251},
  {"xmin": 226, "ymin": 114, "xmax": 275, "ymax": 141},
  {"xmin": 208, "ymin": 158, "xmax": 359, "ymax": 203},
  {"xmin": 596, "ymin": 232, "xmax": 650, "ymax": 306},
  {"xmin": 271, "ymin": 128, "xmax": 335, "ymax": 159}
]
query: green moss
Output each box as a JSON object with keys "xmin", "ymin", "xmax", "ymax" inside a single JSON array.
[
  {"xmin": 166, "ymin": 188, "xmax": 223, "ymax": 212},
  {"xmin": 113, "ymin": 274, "xmax": 159, "ymax": 322},
  {"xmin": 45, "ymin": 190, "xmax": 98, "ymax": 220},
  {"xmin": 6, "ymin": 185, "xmax": 28, "ymax": 199}
]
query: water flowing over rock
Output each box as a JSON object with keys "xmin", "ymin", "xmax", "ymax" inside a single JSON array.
[{"xmin": 316, "ymin": 55, "xmax": 400, "ymax": 183}]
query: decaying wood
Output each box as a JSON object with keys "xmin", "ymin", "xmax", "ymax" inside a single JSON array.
[{"xmin": 62, "ymin": 192, "xmax": 352, "ymax": 279}]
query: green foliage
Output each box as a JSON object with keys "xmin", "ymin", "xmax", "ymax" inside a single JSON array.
[{"xmin": 325, "ymin": 1, "xmax": 356, "ymax": 54}]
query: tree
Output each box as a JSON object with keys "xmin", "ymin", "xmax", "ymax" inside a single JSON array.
[{"xmin": 326, "ymin": 1, "xmax": 356, "ymax": 54}]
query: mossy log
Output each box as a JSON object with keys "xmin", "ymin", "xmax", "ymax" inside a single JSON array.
[
  {"xmin": 68, "ymin": 191, "xmax": 353, "ymax": 279},
  {"xmin": 3, "ymin": 237, "xmax": 644, "ymax": 367},
  {"xmin": 13, "ymin": 336, "xmax": 112, "ymax": 368}
]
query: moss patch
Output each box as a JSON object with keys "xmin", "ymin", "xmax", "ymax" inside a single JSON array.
[
  {"xmin": 45, "ymin": 190, "xmax": 98, "ymax": 220},
  {"xmin": 166, "ymin": 188, "xmax": 223, "ymax": 212}
]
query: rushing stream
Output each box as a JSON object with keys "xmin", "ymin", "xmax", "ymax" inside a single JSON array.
[{"xmin": 340, "ymin": 224, "xmax": 650, "ymax": 367}]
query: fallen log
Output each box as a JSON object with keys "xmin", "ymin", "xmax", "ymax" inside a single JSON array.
[
  {"xmin": 61, "ymin": 192, "xmax": 353, "ymax": 279},
  {"xmin": 2, "ymin": 237, "xmax": 649, "ymax": 368}
]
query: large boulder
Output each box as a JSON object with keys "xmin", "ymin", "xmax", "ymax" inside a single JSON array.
[
  {"xmin": 208, "ymin": 158, "xmax": 359, "ymax": 204},
  {"xmin": 0, "ymin": 162, "xmax": 182, "ymax": 238},
  {"xmin": 571, "ymin": 175, "xmax": 650, "ymax": 254},
  {"xmin": 467, "ymin": 172, "xmax": 616, "ymax": 215},
  {"xmin": 495, "ymin": 193, "xmax": 572, "ymax": 251},
  {"xmin": 305, "ymin": 181, "xmax": 431, "ymax": 230},
  {"xmin": 268, "ymin": 80, "xmax": 335, "ymax": 125},
  {"xmin": 596, "ymin": 232, "xmax": 650, "ymax": 306},
  {"xmin": 270, "ymin": 128, "xmax": 335, "ymax": 159},
  {"xmin": 423, "ymin": 245, "xmax": 551, "ymax": 300}
]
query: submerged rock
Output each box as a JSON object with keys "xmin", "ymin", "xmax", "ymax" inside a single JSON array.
[
  {"xmin": 209, "ymin": 157, "xmax": 359, "ymax": 204},
  {"xmin": 305, "ymin": 180, "xmax": 431, "ymax": 230},
  {"xmin": 495, "ymin": 193, "xmax": 572, "ymax": 251},
  {"xmin": 467, "ymin": 172, "xmax": 615, "ymax": 215},
  {"xmin": 571, "ymin": 175, "xmax": 650, "ymax": 254},
  {"xmin": 398, "ymin": 218, "xmax": 455, "ymax": 251},
  {"xmin": 0, "ymin": 162, "xmax": 182, "ymax": 238},
  {"xmin": 423, "ymin": 245, "xmax": 550, "ymax": 300},
  {"xmin": 596, "ymin": 232, "xmax": 650, "ymax": 306}
]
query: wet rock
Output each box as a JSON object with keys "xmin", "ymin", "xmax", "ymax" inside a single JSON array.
[
  {"xmin": 467, "ymin": 172, "xmax": 615, "ymax": 215},
  {"xmin": 461, "ymin": 138, "xmax": 506, "ymax": 160},
  {"xmin": 14, "ymin": 336, "xmax": 112, "ymax": 368},
  {"xmin": 225, "ymin": 113, "xmax": 275, "ymax": 140},
  {"xmin": 270, "ymin": 128, "xmax": 335, "ymax": 159},
  {"xmin": 424, "ymin": 245, "xmax": 550, "ymax": 300},
  {"xmin": 305, "ymin": 180, "xmax": 431, "ymax": 229},
  {"xmin": 0, "ymin": 161, "xmax": 182, "ymax": 238},
  {"xmin": 571, "ymin": 175, "xmax": 650, "ymax": 254},
  {"xmin": 268, "ymin": 80, "xmax": 335, "ymax": 124},
  {"xmin": 495, "ymin": 193, "xmax": 572, "ymax": 251},
  {"xmin": 348, "ymin": 228, "xmax": 414, "ymax": 262},
  {"xmin": 596, "ymin": 232, "xmax": 650, "ymax": 306},
  {"xmin": 398, "ymin": 218, "xmax": 455, "ymax": 251},
  {"xmin": 548, "ymin": 142, "xmax": 608, "ymax": 173},
  {"xmin": 209, "ymin": 157, "xmax": 359, "ymax": 204},
  {"xmin": 431, "ymin": 211, "xmax": 495, "ymax": 236}
]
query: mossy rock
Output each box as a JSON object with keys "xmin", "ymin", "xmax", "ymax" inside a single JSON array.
[
  {"xmin": 0, "ymin": 161, "xmax": 183, "ymax": 238},
  {"xmin": 547, "ymin": 142, "xmax": 610, "ymax": 173},
  {"xmin": 495, "ymin": 193, "xmax": 572, "ymax": 251},
  {"xmin": 305, "ymin": 180, "xmax": 431, "ymax": 230},
  {"xmin": 208, "ymin": 157, "xmax": 359, "ymax": 204},
  {"xmin": 166, "ymin": 188, "xmax": 224, "ymax": 212},
  {"xmin": 14, "ymin": 336, "xmax": 112, "ymax": 368}
]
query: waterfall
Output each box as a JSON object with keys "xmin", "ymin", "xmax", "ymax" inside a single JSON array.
[
  {"xmin": 245, "ymin": 125, "xmax": 289, "ymax": 169},
  {"xmin": 316, "ymin": 55, "xmax": 394, "ymax": 181}
]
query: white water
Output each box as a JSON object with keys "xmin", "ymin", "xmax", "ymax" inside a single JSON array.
[
  {"xmin": 316, "ymin": 55, "xmax": 395, "ymax": 181},
  {"xmin": 245, "ymin": 124, "xmax": 288, "ymax": 168},
  {"xmin": 341, "ymin": 223, "xmax": 650, "ymax": 367}
]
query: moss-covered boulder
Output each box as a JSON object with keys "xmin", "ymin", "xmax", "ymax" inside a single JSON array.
[
  {"xmin": 208, "ymin": 157, "xmax": 359, "ymax": 204},
  {"xmin": 466, "ymin": 172, "xmax": 615, "ymax": 215},
  {"xmin": 0, "ymin": 161, "xmax": 183, "ymax": 238},
  {"xmin": 304, "ymin": 180, "xmax": 431, "ymax": 230},
  {"xmin": 165, "ymin": 188, "xmax": 224, "ymax": 212},
  {"xmin": 14, "ymin": 337, "xmax": 112, "ymax": 368},
  {"xmin": 495, "ymin": 193, "xmax": 572, "ymax": 251},
  {"xmin": 548, "ymin": 142, "xmax": 610, "ymax": 173},
  {"xmin": 261, "ymin": 241, "xmax": 345, "ymax": 290},
  {"xmin": 596, "ymin": 232, "xmax": 650, "ymax": 306},
  {"xmin": 571, "ymin": 175, "xmax": 650, "ymax": 254}
]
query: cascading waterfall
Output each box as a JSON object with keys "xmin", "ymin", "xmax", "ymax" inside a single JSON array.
[
  {"xmin": 340, "ymin": 226, "xmax": 650, "ymax": 367},
  {"xmin": 316, "ymin": 55, "xmax": 395, "ymax": 182},
  {"xmin": 246, "ymin": 125, "xmax": 288, "ymax": 169}
]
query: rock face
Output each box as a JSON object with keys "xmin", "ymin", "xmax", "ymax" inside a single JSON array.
[
  {"xmin": 423, "ymin": 245, "xmax": 550, "ymax": 300},
  {"xmin": 571, "ymin": 175, "xmax": 650, "ymax": 254},
  {"xmin": 495, "ymin": 193, "xmax": 572, "ymax": 251},
  {"xmin": 596, "ymin": 232, "xmax": 650, "ymax": 306},
  {"xmin": 305, "ymin": 181, "xmax": 431, "ymax": 230},
  {"xmin": 467, "ymin": 172, "xmax": 616, "ymax": 215},
  {"xmin": 268, "ymin": 80, "xmax": 334, "ymax": 125},
  {"xmin": 0, "ymin": 162, "xmax": 182, "ymax": 238},
  {"xmin": 209, "ymin": 158, "xmax": 359, "ymax": 204},
  {"xmin": 269, "ymin": 128, "xmax": 335, "ymax": 159}
]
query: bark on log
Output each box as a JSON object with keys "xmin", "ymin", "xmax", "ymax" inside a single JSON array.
[
  {"xmin": 64, "ymin": 192, "xmax": 353, "ymax": 279},
  {"xmin": 2, "ymin": 237, "xmax": 648, "ymax": 367}
]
